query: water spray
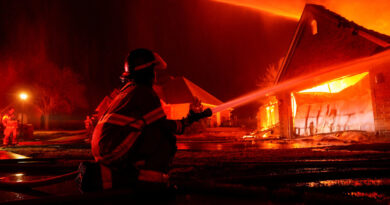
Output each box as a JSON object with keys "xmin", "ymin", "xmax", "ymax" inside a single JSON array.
[{"xmin": 211, "ymin": 49, "xmax": 390, "ymax": 114}]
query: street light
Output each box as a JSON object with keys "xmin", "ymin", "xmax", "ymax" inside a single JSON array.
[
  {"xmin": 19, "ymin": 92, "xmax": 28, "ymax": 138},
  {"xmin": 20, "ymin": 93, "xmax": 28, "ymax": 101}
]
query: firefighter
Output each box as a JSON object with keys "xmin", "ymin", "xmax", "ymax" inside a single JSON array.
[
  {"xmin": 84, "ymin": 115, "xmax": 93, "ymax": 143},
  {"xmin": 91, "ymin": 48, "xmax": 212, "ymax": 191},
  {"xmin": 2, "ymin": 107, "xmax": 18, "ymax": 146}
]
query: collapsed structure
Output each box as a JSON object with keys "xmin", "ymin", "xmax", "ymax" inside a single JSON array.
[{"xmin": 258, "ymin": 4, "xmax": 390, "ymax": 138}]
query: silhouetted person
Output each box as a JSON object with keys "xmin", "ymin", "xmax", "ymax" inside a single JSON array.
[
  {"xmin": 2, "ymin": 107, "xmax": 18, "ymax": 146},
  {"xmin": 91, "ymin": 48, "xmax": 211, "ymax": 191},
  {"xmin": 84, "ymin": 115, "xmax": 93, "ymax": 143}
]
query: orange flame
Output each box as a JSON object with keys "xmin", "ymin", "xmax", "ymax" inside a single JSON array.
[
  {"xmin": 299, "ymin": 72, "xmax": 368, "ymax": 93},
  {"xmin": 213, "ymin": 0, "xmax": 390, "ymax": 36}
]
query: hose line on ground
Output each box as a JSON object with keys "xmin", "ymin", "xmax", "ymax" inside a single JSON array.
[{"xmin": 0, "ymin": 170, "xmax": 79, "ymax": 188}]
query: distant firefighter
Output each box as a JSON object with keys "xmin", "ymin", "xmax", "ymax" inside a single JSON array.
[
  {"xmin": 84, "ymin": 115, "xmax": 93, "ymax": 143},
  {"xmin": 2, "ymin": 107, "xmax": 18, "ymax": 146},
  {"xmin": 190, "ymin": 96, "xmax": 203, "ymax": 114},
  {"xmin": 90, "ymin": 48, "xmax": 212, "ymax": 191}
]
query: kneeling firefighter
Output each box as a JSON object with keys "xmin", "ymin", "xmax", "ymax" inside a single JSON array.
[{"xmin": 90, "ymin": 48, "xmax": 212, "ymax": 191}]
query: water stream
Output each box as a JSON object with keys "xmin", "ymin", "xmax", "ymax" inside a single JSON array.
[{"xmin": 212, "ymin": 49, "xmax": 390, "ymax": 113}]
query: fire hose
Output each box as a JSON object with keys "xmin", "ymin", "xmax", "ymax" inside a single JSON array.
[
  {"xmin": 0, "ymin": 109, "xmax": 213, "ymax": 189},
  {"xmin": 0, "ymin": 170, "xmax": 79, "ymax": 189}
]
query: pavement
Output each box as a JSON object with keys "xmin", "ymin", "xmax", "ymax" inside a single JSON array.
[
  {"xmin": 0, "ymin": 129, "xmax": 389, "ymax": 204},
  {"xmin": 0, "ymin": 151, "xmax": 28, "ymax": 160}
]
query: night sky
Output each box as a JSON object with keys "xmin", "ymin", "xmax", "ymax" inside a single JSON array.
[{"xmin": 0, "ymin": 0, "xmax": 296, "ymax": 117}]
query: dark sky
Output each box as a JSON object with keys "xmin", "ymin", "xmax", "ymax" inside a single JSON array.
[{"xmin": 0, "ymin": 0, "xmax": 297, "ymax": 115}]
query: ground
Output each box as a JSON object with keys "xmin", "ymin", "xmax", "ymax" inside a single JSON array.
[{"xmin": 0, "ymin": 128, "xmax": 389, "ymax": 204}]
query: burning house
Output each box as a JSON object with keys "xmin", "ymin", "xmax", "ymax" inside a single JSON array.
[{"xmin": 259, "ymin": 4, "xmax": 390, "ymax": 138}]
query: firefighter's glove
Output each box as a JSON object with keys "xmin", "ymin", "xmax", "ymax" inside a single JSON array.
[{"xmin": 184, "ymin": 108, "xmax": 212, "ymax": 126}]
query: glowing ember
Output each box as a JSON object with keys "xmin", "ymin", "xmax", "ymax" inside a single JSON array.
[
  {"xmin": 347, "ymin": 192, "xmax": 386, "ymax": 200},
  {"xmin": 242, "ymin": 135, "xmax": 255, "ymax": 139},
  {"xmin": 305, "ymin": 178, "xmax": 390, "ymax": 188},
  {"xmin": 242, "ymin": 132, "xmax": 269, "ymax": 140}
]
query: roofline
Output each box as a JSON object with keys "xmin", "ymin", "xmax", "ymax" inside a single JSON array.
[
  {"xmin": 274, "ymin": 4, "xmax": 390, "ymax": 84},
  {"xmin": 307, "ymin": 4, "xmax": 390, "ymax": 45},
  {"xmin": 357, "ymin": 30, "xmax": 390, "ymax": 48},
  {"xmin": 182, "ymin": 76, "xmax": 224, "ymax": 105},
  {"xmin": 274, "ymin": 5, "xmax": 307, "ymax": 85}
]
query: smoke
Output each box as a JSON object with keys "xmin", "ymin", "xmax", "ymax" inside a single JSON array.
[{"xmin": 213, "ymin": 0, "xmax": 390, "ymax": 35}]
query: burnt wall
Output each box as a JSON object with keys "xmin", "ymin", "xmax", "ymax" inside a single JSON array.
[
  {"xmin": 292, "ymin": 75, "xmax": 375, "ymax": 136},
  {"xmin": 370, "ymin": 63, "xmax": 390, "ymax": 135},
  {"xmin": 277, "ymin": 93, "xmax": 293, "ymax": 138}
]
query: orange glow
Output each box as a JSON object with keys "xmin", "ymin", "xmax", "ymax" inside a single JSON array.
[
  {"xmin": 212, "ymin": 0, "xmax": 390, "ymax": 36},
  {"xmin": 216, "ymin": 144, "xmax": 223, "ymax": 150},
  {"xmin": 291, "ymin": 143, "xmax": 305, "ymax": 148},
  {"xmin": 0, "ymin": 151, "xmax": 29, "ymax": 159},
  {"xmin": 311, "ymin": 19, "xmax": 318, "ymax": 35},
  {"xmin": 298, "ymin": 72, "xmax": 368, "ymax": 93},
  {"xmin": 213, "ymin": 0, "xmax": 301, "ymax": 20},
  {"xmin": 258, "ymin": 97, "xmax": 279, "ymax": 131},
  {"xmin": 243, "ymin": 135, "xmax": 255, "ymax": 139},
  {"xmin": 19, "ymin": 92, "xmax": 28, "ymax": 100},
  {"xmin": 291, "ymin": 93, "xmax": 297, "ymax": 118},
  {"xmin": 176, "ymin": 143, "xmax": 190, "ymax": 150},
  {"xmin": 348, "ymin": 192, "xmax": 386, "ymax": 200},
  {"xmin": 263, "ymin": 142, "xmax": 280, "ymax": 149},
  {"xmin": 201, "ymin": 103, "xmax": 217, "ymax": 108}
]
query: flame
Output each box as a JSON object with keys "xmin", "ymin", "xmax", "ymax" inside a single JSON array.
[
  {"xmin": 298, "ymin": 72, "xmax": 368, "ymax": 93},
  {"xmin": 258, "ymin": 97, "xmax": 279, "ymax": 132},
  {"xmin": 291, "ymin": 93, "xmax": 297, "ymax": 119},
  {"xmin": 212, "ymin": 0, "xmax": 390, "ymax": 36}
]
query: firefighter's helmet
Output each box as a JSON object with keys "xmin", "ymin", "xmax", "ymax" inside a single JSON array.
[{"xmin": 121, "ymin": 48, "xmax": 166, "ymax": 82}]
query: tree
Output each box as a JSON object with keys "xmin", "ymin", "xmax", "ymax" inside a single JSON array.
[
  {"xmin": 257, "ymin": 58, "xmax": 283, "ymax": 88},
  {"xmin": 0, "ymin": 60, "xmax": 19, "ymax": 108},
  {"xmin": 31, "ymin": 60, "xmax": 87, "ymax": 129},
  {"xmin": 256, "ymin": 57, "xmax": 283, "ymax": 104}
]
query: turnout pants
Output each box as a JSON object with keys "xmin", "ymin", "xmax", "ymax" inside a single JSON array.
[
  {"xmin": 102, "ymin": 132, "xmax": 177, "ymax": 189},
  {"xmin": 3, "ymin": 127, "xmax": 17, "ymax": 145}
]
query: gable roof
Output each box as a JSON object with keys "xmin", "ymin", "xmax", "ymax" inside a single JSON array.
[
  {"xmin": 155, "ymin": 76, "xmax": 223, "ymax": 105},
  {"xmin": 275, "ymin": 4, "xmax": 390, "ymax": 84}
]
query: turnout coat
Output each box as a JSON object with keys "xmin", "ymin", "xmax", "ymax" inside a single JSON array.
[{"xmin": 92, "ymin": 82, "xmax": 183, "ymax": 169}]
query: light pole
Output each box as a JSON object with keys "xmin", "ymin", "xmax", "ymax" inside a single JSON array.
[{"xmin": 19, "ymin": 92, "xmax": 28, "ymax": 138}]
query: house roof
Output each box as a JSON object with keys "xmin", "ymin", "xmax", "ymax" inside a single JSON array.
[
  {"xmin": 275, "ymin": 4, "xmax": 390, "ymax": 84},
  {"xmin": 155, "ymin": 76, "xmax": 223, "ymax": 105}
]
